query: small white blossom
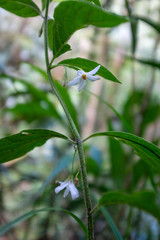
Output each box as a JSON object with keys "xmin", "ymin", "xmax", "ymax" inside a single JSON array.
[
  {"xmin": 55, "ymin": 180, "xmax": 79, "ymax": 200},
  {"xmin": 67, "ymin": 65, "xmax": 101, "ymax": 91}
]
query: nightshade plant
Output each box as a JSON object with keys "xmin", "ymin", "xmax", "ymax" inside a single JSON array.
[{"xmin": 0, "ymin": 0, "xmax": 160, "ymax": 239}]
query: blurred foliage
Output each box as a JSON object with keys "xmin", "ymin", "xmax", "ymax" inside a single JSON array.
[{"xmin": 0, "ymin": 0, "xmax": 160, "ymax": 239}]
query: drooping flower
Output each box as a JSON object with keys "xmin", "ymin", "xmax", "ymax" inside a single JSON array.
[
  {"xmin": 67, "ymin": 65, "xmax": 101, "ymax": 91},
  {"xmin": 55, "ymin": 180, "xmax": 79, "ymax": 200}
]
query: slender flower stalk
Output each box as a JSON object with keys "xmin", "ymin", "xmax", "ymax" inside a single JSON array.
[{"xmin": 44, "ymin": 1, "xmax": 94, "ymax": 239}]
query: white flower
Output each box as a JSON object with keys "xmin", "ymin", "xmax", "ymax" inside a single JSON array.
[
  {"xmin": 55, "ymin": 180, "xmax": 79, "ymax": 200},
  {"xmin": 67, "ymin": 65, "xmax": 101, "ymax": 91}
]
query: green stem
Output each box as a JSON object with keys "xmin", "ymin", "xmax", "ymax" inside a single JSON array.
[
  {"xmin": 44, "ymin": 1, "xmax": 94, "ymax": 239},
  {"xmin": 76, "ymin": 140, "xmax": 94, "ymax": 239},
  {"xmin": 71, "ymin": 148, "xmax": 77, "ymax": 177},
  {"xmin": 49, "ymin": 56, "xmax": 55, "ymax": 68},
  {"xmin": 90, "ymin": 204, "xmax": 99, "ymax": 215}
]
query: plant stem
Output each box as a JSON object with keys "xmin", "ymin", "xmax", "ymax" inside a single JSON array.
[
  {"xmin": 71, "ymin": 148, "xmax": 77, "ymax": 177},
  {"xmin": 44, "ymin": 1, "xmax": 94, "ymax": 239}
]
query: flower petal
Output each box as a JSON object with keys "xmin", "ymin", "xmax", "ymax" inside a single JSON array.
[
  {"xmin": 67, "ymin": 76, "xmax": 81, "ymax": 86},
  {"xmin": 86, "ymin": 75, "xmax": 100, "ymax": 81},
  {"xmin": 87, "ymin": 65, "xmax": 101, "ymax": 75},
  {"xmin": 63, "ymin": 186, "xmax": 70, "ymax": 198},
  {"xmin": 69, "ymin": 182, "xmax": 79, "ymax": 200},
  {"xmin": 55, "ymin": 181, "xmax": 68, "ymax": 194},
  {"xmin": 77, "ymin": 70, "xmax": 84, "ymax": 76},
  {"xmin": 78, "ymin": 79, "xmax": 86, "ymax": 91}
]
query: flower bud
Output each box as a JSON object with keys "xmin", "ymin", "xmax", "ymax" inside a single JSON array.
[{"xmin": 74, "ymin": 177, "xmax": 79, "ymax": 186}]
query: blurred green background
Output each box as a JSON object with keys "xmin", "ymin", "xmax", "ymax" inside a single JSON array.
[{"xmin": 0, "ymin": 0, "xmax": 160, "ymax": 239}]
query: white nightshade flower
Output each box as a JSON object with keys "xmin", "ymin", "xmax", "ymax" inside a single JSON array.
[
  {"xmin": 55, "ymin": 180, "xmax": 79, "ymax": 200},
  {"xmin": 67, "ymin": 65, "xmax": 101, "ymax": 91}
]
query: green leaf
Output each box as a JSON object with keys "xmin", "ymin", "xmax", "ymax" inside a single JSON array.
[
  {"xmin": 41, "ymin": 0, "xmax": 53, "ymax": 11},
  {"xmin": 48, "ymin": 19, "xmax": 72, "ymax": 56},
  {"xmin": 0, "ymin": 0, "xmax": 41, "ymax": 17},
  {"xmin": 41, "ymin": 0, "xmax": 46, "ymax": 11},
  {"xmin": 0, "ymin": 129, "xmax": 70, "ymax": 164},
  {"xmin": 130, "ymin": 18, "xmax": 138, "ymax": 54},
  {"xmin": 83, "ymin": 131, "xmax": 160, "ymax": 171},
  {"xmin": 128, "ymin": 57, "xmax": 160, "ymax": 69},
  {"xmin": 87, "ymin": 0, "xmax": 101, "ymax": 6},
  {"xmin": 122, "ymin": 90, "xmax": 160, "ymax": 136},
  {"xmin": 86, "ymin": 157, "xmax": 100, "ymax": 176},
  {"xmin": 48, "ymin": 19, "xmax": 54, "ymax": 51},
  {"xmin": 0, "ymin": 73, "xmax": 62, "ymax": 121},
  {"xmin": 86, "ymin": 90, "xmax": 132, "ymax": 132},
  {"xmin": 100, "ymin": 207, "xmax": 123, "ymax": 240},
  {"xmin": 56, "ymin": 44, "xmax": 72, "ymax": 58},
  {"xmin": 0, "ymin": 207, "xmax": 87, "ymax": 237},
  {"xmin": 108, "ymin": 121, "xmax": 125, "ymax": 188},
  {"xmin": 6, "ymin": 101, "xmax": 60, "ymax": 122},
  {"xmin": 122, "ymin": 91, "xmax": 142, "ymax": 132},
  {"xmin": 96, "ymin": 191, "xmax": 160, "ymax": 221},
  {"xmin": 124, "ymin": 0, "xmax": 138, "ymax": 54},
  {"xmin": 52, "ymin": 0, "xmax": 128, "ymax": 58},
  {"xmin": 133, "ymin": 15, "xmax": 160, "ymax": 33},
  {"xmin": 52, "ymin": 58, "xmax": 120, "ymax": 83},
  {"xmin": 140, "ymin": 103, "xmax": 160, "ymax": 136},
  {"xmin": 132, "ymin": 160, "xmax": 149, "ymax": 189}
]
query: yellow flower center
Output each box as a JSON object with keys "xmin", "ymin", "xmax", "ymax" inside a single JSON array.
[{"xmin": 82, "ymin": 74, "xmax": 86, "ymax": 80}]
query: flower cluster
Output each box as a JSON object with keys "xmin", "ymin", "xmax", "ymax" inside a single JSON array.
[{"xmin": 67, "ymin": 65, "xmax": 101, "ymax": 91}]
